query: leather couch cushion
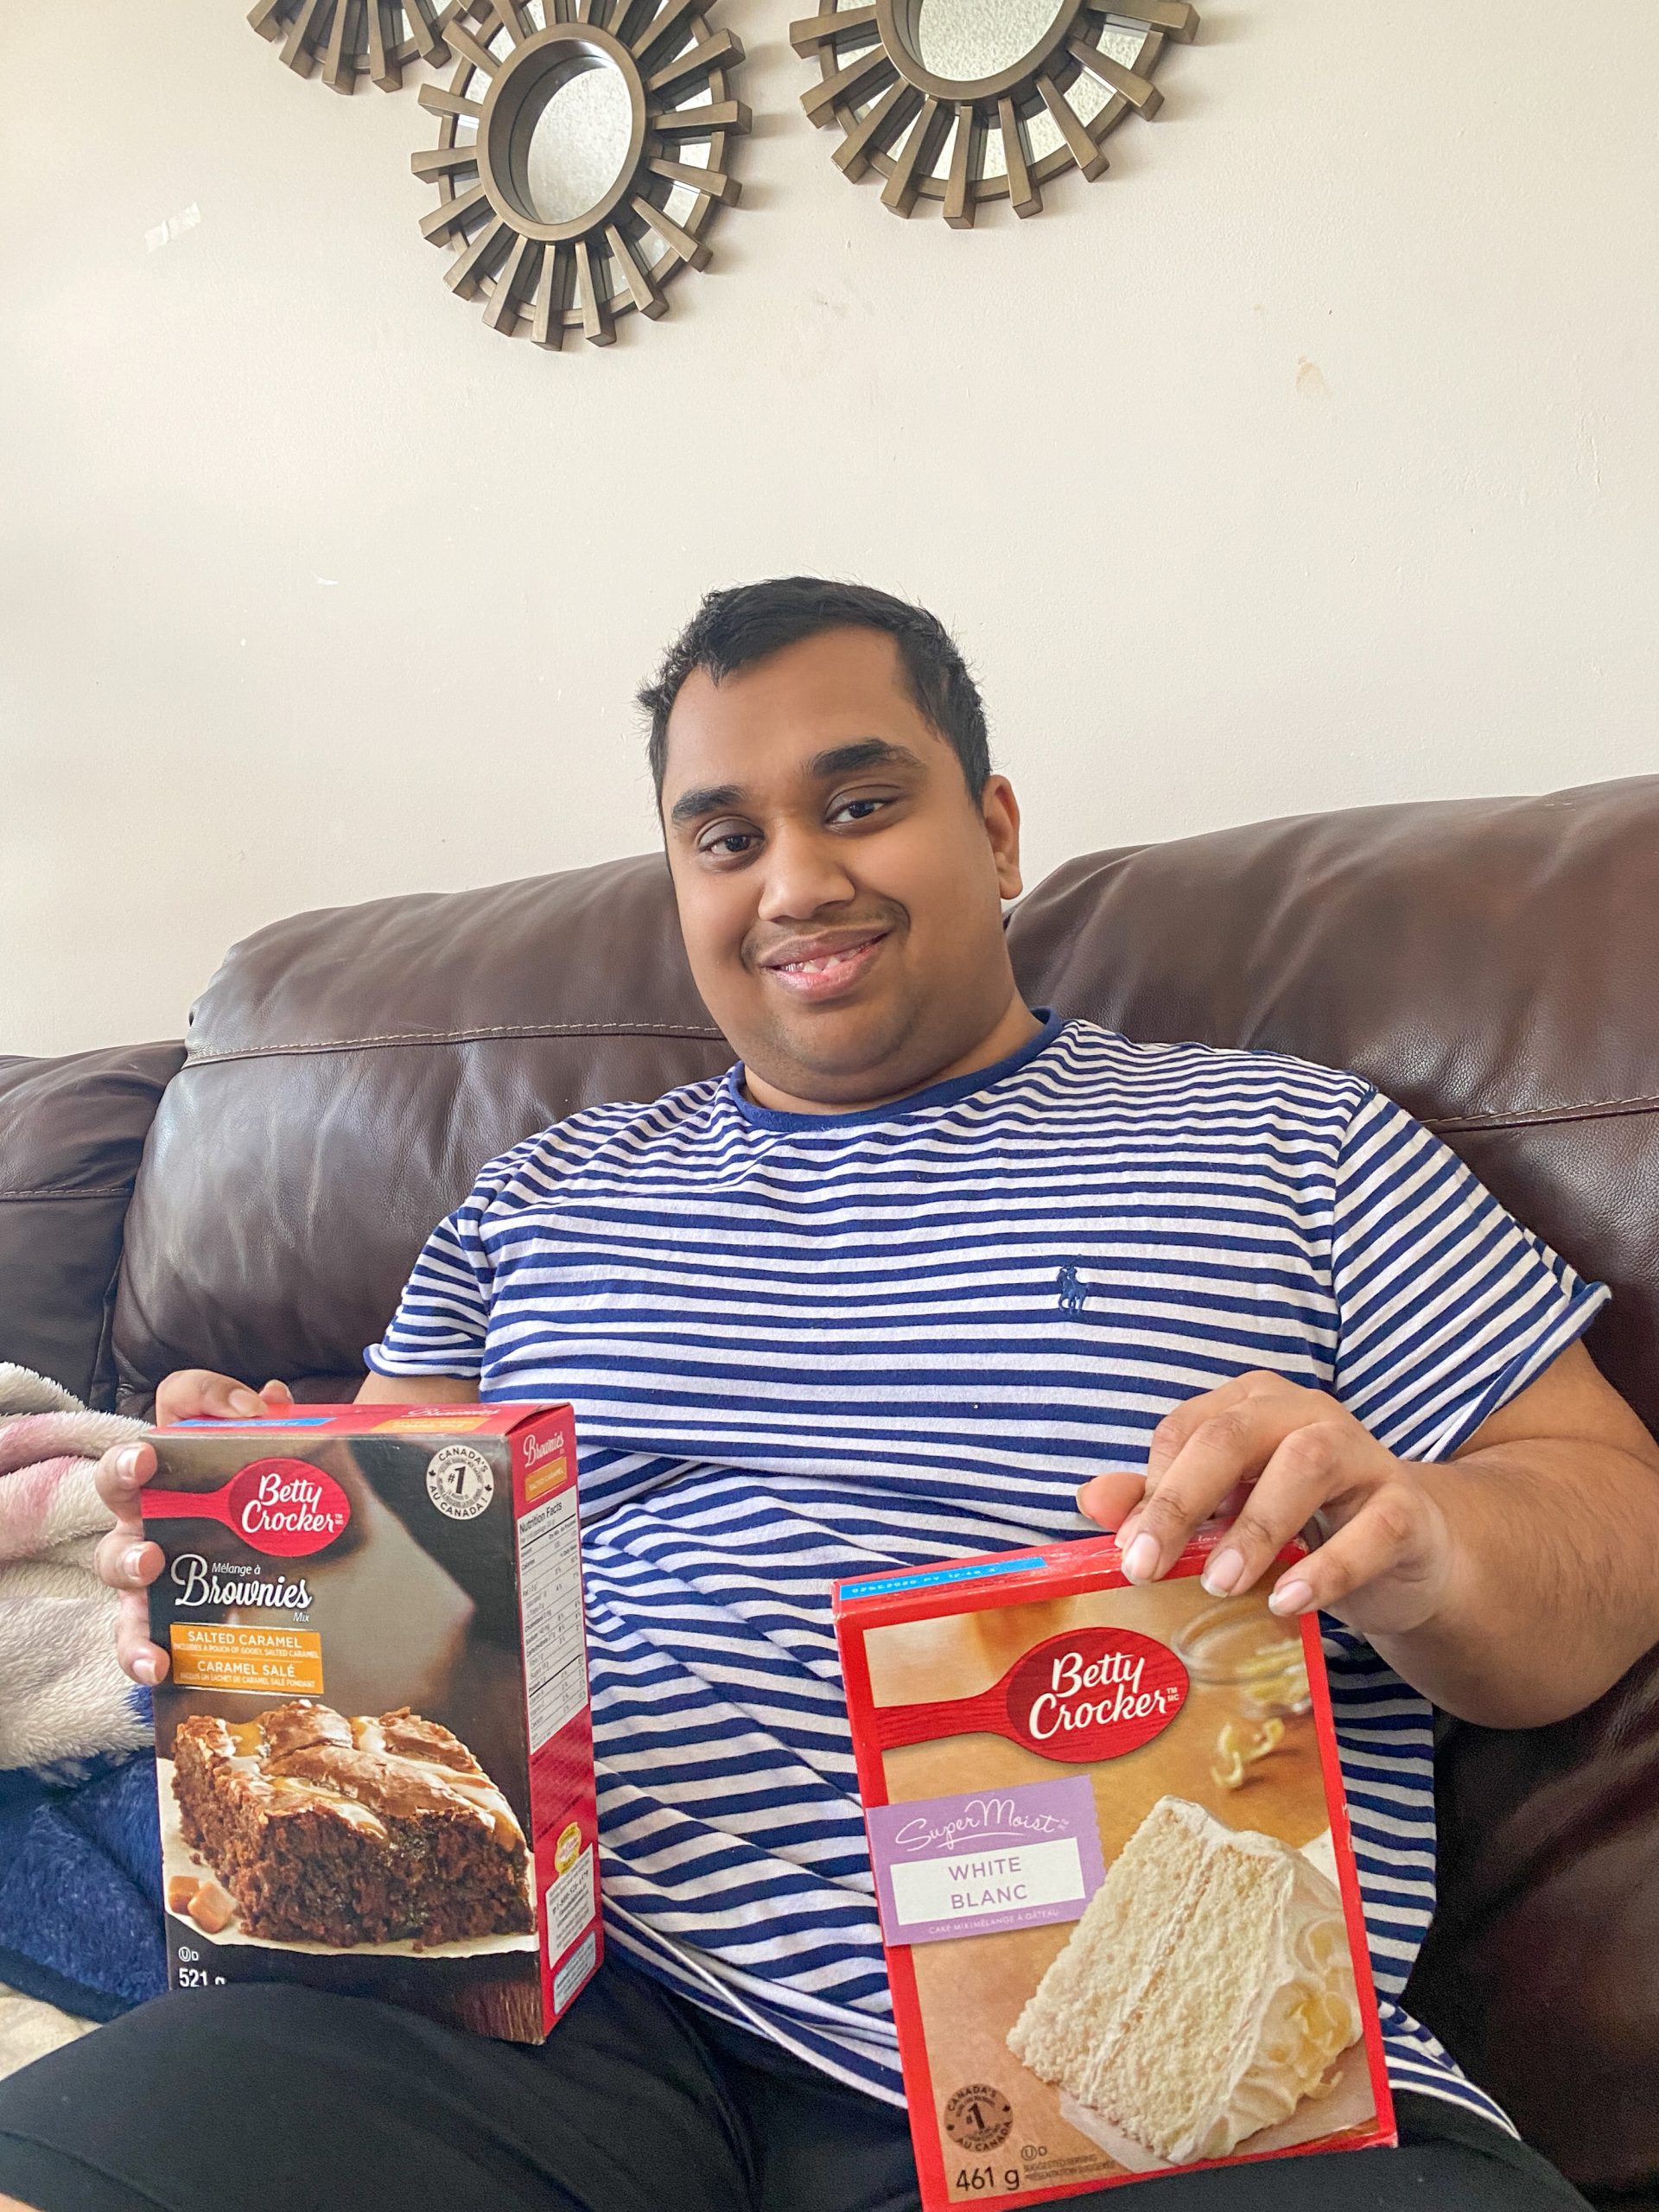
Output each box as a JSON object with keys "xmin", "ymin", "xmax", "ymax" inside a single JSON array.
[
  {"xmin": 0, "ymin": 1043, "xmax": 184, "ymax": 1408},
  {"xmin": 113, "ymin": 859, "xmax": 729, "ymax": 1406}
]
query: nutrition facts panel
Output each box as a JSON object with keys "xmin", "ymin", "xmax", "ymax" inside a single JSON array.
[{"xmin": 517, "ymin": 1484, "xmax": 588, "ymax": 1752}]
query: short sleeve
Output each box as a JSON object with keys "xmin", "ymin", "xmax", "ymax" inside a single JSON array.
[
  {"xmin": 1329, "ymin": 1085, "xmax": 1609, "ymax": 1461},
  {"xmin": 365, "ymin": 1193, "xmax": 493, "ymax": 1379}
]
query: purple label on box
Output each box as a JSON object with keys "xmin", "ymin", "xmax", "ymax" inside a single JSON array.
[{"xmin": 866, "ymin": 1777, "xmax": 1105, "ymax": 1947}]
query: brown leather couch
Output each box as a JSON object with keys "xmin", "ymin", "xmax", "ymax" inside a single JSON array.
[{"xmin": 3, "ymin": 775, "xmax": 1656, "ymax": 2201}]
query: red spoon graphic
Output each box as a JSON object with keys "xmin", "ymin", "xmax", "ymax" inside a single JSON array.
[
  {"xmin": 873, "ymin": 1625, "xmax": 1188, "ymax": 1764},
  {"xmin": 143, "ymin": 1459, "xmax": 352, "ymax": 1559}
]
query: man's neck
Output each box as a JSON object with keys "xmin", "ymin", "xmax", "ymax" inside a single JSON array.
[{"xmin": 741, "ymin": 995, "xmax": 1045, "ymax": 1118}]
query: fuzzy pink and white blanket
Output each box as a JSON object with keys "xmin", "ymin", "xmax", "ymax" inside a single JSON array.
[{"xmin": 0, "ymin": 1365, "xmax": 152, "ymax": 1773}]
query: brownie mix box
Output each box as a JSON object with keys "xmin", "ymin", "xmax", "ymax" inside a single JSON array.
[
  {"xmin": 141, "ymin": 1403, "xmax": 599, "ymax": 2043},
  {"xmin": 834, "ymin": 1529, "xmax": 1394, "ymax": 2208}
]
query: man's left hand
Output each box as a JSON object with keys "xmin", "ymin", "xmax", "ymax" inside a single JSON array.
[{"xmin": 1076, "ymin": 1371, "xmax": 1453, "ymax": 1640}]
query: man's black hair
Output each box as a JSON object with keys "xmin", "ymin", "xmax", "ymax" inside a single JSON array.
[{"xmin": 639, "ymin": 577, "xmax": 991, "ymax": 802}]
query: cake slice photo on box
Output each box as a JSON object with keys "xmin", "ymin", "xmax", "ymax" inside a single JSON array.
[
  {"xmin": 1007, "ymin": 1795, "xmax": 1363, "ymax": 2169},
  {"xmin": 834, "ymin": 1533, "xmax": 1393, "ymax": 2209}
]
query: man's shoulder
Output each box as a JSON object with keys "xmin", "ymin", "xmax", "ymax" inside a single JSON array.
[
  {"xmin": 1053, "ymin": 1020, "xmax": 1375, "ymax": 1127},
  {"xmin": 464, "ymin": 1071, "xmax": 734, "ymax": 1206}
]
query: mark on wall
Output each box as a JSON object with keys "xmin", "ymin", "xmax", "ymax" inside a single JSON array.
[{"xmin": 144, "ymin": 204, "xmax": 201, "ymax": 252}]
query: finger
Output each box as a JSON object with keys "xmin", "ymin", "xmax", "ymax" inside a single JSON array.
[
  {"xmin": 1267, "ymin": 1482, "xmax": 1441, "ymax": 1628},
  {"xmin": 260, "ymin": 1378, "xmax": 294, "ymax": 1408},
  {"xmin": 1076, "ymin": 1471, "xmax": 1146, "ymax": 1530},
  {"xmin": 1144, "ymin": 1375, "xmax": 1263, "ymax": 1483},
  {"xmin": 1118, "ymin": 1401, "xmax": 1299, "ymax": 1583},
  {"xmin": 154, "ymin": 1369, "xmax": 267, "ymax": 1425},
  {"xmin": 95, "ymin": 1529, "xmax": 163, "ymax": 1592},
  {"xmin": 115, "ymin": 1589, "xmax": 168, "ymax": 1686},
  {"xmin": 94, "ymin": 1439, "xmax": 156, "ymax": 1519},
  {"xmin": 1198, "ymin": 1422, "xmax": 1357, "ymax": 1599}
]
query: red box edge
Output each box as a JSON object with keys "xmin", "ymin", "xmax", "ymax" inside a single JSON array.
[{"xmin": 512, "ymin": 1406, "xmax": 599, "ymax": 2035}]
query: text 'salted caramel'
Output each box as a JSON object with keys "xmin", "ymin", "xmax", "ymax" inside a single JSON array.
[
  {"xmin": 835, "ymin": 1533, "xmax": 1394, "ymax": 2208},
  {"xmin": 142, "ymin": 1403, "xmax": 599, "ymax": 2043}
]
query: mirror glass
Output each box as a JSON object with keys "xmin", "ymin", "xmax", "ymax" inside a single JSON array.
[
  {"xmin": 523, "ymin": 57, "xmax": 635, "ymax": 226},
  {"xmin": 918, "ymin": 26, "xmax": 1147, "ymax": 179},
  {"xmin": 911, "ymin": 0, "xmax": 1067, "ymax": 83},
  {"xmin": 1094, "ymin": 22, "xmax": 1152, "ymax": 68}
]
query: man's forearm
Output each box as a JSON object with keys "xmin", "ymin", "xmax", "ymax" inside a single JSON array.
[
  {"xmin": 1374, "ymin": 1441, "xmax": 1659, "ymax": 1727},
  {"xmin": 355, "ymin": 1372, "xmax": 480, "ymax": 1406}
]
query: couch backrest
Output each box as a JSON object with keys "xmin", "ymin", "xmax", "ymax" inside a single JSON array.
[
  {"xmin": 112, "ymin": 858, "xmax": 728, "ymax": 1405},
  {"xmin": 0, "ymin": 1042, "xmax": 184, "ymax": 1406}
]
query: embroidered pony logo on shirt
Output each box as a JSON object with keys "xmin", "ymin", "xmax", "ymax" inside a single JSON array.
[{"xmin": 1057, "ymin": 1266, "xmax": 1089, "ymax": 1316}]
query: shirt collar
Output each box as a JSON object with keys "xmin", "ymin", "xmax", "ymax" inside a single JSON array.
[{"xmin": 725, "ymin": 1010, "xmax": 1065, "ymax": 1134}]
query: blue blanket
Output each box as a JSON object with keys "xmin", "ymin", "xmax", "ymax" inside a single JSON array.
[{"xmin": 0, "ymin": 1754, "xmax": 166, "ymax": 2020}]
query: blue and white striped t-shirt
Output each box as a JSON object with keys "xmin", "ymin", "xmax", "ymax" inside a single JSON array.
[{"xmin": 368, "ymin": 1014, "xmax": 1606, "ymax": 2130}]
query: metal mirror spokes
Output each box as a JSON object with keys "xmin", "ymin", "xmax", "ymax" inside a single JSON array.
[
  {"xmin": 415, "ymin": 0, "xmax": 748, "ymax": 347},
  {"xmin": 249, "ymin": 0, "xmax": 461, "ymax": 93},
  {"xmin": 791, "ymin": 0, "xmax": 1198, "ymax": 224}
]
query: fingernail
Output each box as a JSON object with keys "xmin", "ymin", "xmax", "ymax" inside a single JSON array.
[
  {"xmin": 124, "ymin": 1546, "xmax": 148, "ymax": 1580},
  {"xmin": 1123, "ymin": 1533, "xmax": 1160, "ymax": 1583},
  {"xmin": 132, "ymin": 1654, "xmax": 157, "ymax": 1686},
  {"xmin": 1269, "ymin": 1579, "xmax": 1315, "ymax": 1617},
  {"xmin": 116, "ymin": 1446, "xmax": 142, "ymax": 1481},
  {"xmin": 1074, "ymin": 1484, "xmax": 1091, "ymax": 1516},
  {"xmin": 230, "ymin": 1389, "xmax": 262, "ymax": 1414},
  {"xmin": 1202, "ymin": 1548, "xmax": 1243, "ymax": 1598}
]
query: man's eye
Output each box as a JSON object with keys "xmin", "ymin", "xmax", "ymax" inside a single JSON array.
[
  {"xmin": 701, "ymin": 829, "xmax": 759, "ymax": 860},
  {"xmin": 830, "ymin": 796, "xmax": 888, "ymax": 824}
]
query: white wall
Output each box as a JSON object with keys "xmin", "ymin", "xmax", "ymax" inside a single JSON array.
[{"xmin": 3, "ymin": 0, "xmax": 1656, "ymax": 1058}]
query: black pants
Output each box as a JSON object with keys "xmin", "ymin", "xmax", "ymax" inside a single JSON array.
[{"xmin": 0, "ymin": 1958, "xmax": 1588, "ymax": 2212}]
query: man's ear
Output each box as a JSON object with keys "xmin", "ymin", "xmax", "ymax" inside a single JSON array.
[{"xmin": 982, "ymin": 775, "xmax": 1023, "ymax": 902}]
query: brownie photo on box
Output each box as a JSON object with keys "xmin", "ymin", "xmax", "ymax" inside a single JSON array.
[{"xmin": 170, "ymin": 1701, "xmax": 536, "ymax": 1948}]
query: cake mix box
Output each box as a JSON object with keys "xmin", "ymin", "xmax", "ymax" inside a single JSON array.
[
  {"xmin": 835, "ymin": 1529, "xmax": 1394, "ymax": 2207},
  {"xmin": 140, "ymin": 1403, "xmax": 599, "ymax": 2043}
]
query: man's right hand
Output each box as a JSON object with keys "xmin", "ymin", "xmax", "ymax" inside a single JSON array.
[{"xmin": 94, "ymin": 1370, "xmax": 294, "ymax": 1685}]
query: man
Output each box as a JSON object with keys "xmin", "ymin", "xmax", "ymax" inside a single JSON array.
[{"xmin": 3, "ymin": 578, "xmax": 1655, "ymax": 2212}]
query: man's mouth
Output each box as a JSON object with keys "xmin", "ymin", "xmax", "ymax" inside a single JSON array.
[{"xmin": 759, "ymin": 929, "xmax": 890, "ymax": 1001}]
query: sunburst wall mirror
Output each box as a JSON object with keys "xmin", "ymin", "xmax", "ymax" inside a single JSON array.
[
  {"xmin": 414, "ymin": 0, "xmax": 747, "ymax": 349},
  {"xmin": 791, "ymin": 0, "xmax": 1198, "ymax": 225},
  {"xmin": 249, "ymin": 0, "xmax": 459, "ymax": 92}
]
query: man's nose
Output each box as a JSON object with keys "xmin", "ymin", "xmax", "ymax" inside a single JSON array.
[{"xmin": 754, "ymin": 820, "xmax": 858, "ymax": 923}]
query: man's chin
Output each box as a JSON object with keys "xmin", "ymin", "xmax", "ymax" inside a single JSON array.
[{"xmin": 740, "ymin": 998, "xmax": 934, "ymax": 1111}]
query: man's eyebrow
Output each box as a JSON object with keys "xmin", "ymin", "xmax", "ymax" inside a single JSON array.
[
  {"xmin": 666, "ymin": 741, "xmax": 925, "ymax": 829},
  {"xmin": 668, "ymin": 782, "xmax": 745, "ymax": 828},
  {"xmin": 805, "ymin": 738, "xmax": 925, "ymax": 779}
]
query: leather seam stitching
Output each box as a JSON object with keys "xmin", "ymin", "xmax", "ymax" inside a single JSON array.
[
  {"xmin": 1426, "ymin": 1096, "xmax": 1659, "ymax": 1133},
  {"xmin": 171, "ymin": 1037, "xmax": 1659, "ymax": 1125},
  {"xmin": 181, "ymin": 1020, "xmax": 728, "ymax": 1065},
  {"xmin": 0, "ymin": 1185, "xmax": 134, "ymax": 1200}
]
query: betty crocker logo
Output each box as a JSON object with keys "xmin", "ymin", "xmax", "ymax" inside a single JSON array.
[
  {"xmin": 1008, "ymin": 1629, "xmax": 1187, "ymax": 1758},
  {"xmin": 873, "ymin": 1627, "xmax": 1188, "ymax": 1763},
  {"xmin": 143, "ymin": 1459, "xmax": 352, "ymax": 1558}
]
